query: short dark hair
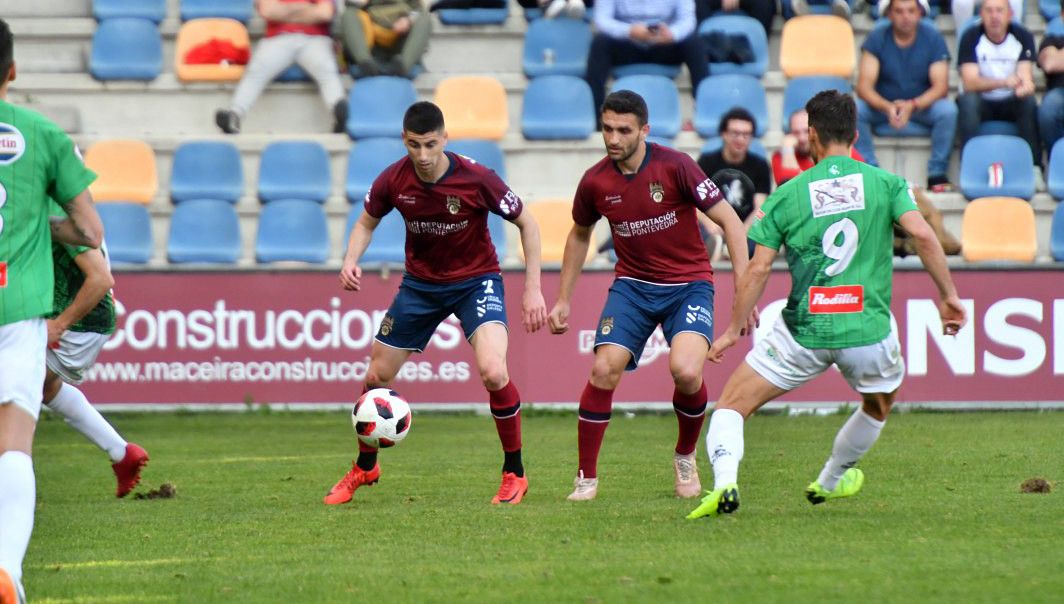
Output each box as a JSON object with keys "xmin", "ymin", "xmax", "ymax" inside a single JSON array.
[
  {"xmin": 601, "ymin": 90, "xmax": 648, "ymax": 126},
  {"xmin": 805, "ymin": 90, "xmax": 857, "ymax": 146},
  {"xmin": 0, "ymin": 19, "xmax": 12, "ymax": 83},
  {"xmin": 718, "ymin": 107, "xmax": 757, "ymax": 136},
  {"xmin": 403, "ymin": 101, "xmax": 445, "ymax": 134}
]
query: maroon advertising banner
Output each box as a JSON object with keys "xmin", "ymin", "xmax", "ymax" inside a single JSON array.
[{"xmin": 80, "ymin": 269, "xmax": 1064, "ymax": 406}]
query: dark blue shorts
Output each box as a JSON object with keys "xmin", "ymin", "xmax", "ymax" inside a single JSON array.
[
  {"xmin": 376, "ymin": 273, "xmax": 507, "ymax": 352},
  {"xmin": 595, "ymin": 278, "xmax": 714, "ymax": 371}
]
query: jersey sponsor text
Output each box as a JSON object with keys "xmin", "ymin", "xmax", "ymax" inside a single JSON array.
[{"xmin": 808, "ymin": 285, "xmax": 864, "ymax": 314}]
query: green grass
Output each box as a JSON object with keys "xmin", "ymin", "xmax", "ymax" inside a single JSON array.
[{"xmin": 27, "ymin": 410, "xmax": 1063, "ymax": 603}]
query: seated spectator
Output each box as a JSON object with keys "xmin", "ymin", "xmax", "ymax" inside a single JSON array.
[
  {"xmin": 950, "ymin": 0, "xmax": 1021, "ymax": 34},
  {"xmin": 515, "ymin": 0, "xmax": 591, "ymax": 19},
  {"xmin": 956, "ymin": 0, "xmax": 1040, "ymax": 176},
  {"xmin": 697, "ymin": 108, "xmax": 771, "ymax": 229},
  {"xmin": 856, "ymin": 0, "xmax": 956, "ymax": 192},
  {"xmin": 772, "ymin": 108, "xmax": 865, "ymax": 185},
  {"xmin": 340, "ymin": 0, "xmax": 430, "ymax": 77},
  {"xmin": 694, "ymin": 0, "xmax": 776, "ymax": 37},
  {"xmin": 790, "ymin": 0, "xmax": 851, "ymax": 18},
  {"xmin": 895, "ymin": 185, "xmax": 961, "ymax": 256},
  {"xmin": 586, "ymin": 0, "xmax": 708, "ymax": 115},
  {"xmin": 1038, "ymin": 1, "xmax": 1064, "ymax": 161},
  {"xmin": 215, "ymin": 0, "xmax": 347, "ymax": 134}
]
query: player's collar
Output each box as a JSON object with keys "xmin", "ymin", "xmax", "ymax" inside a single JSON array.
[
  {"xmin": 417, "ymin": 151, "xmax": 458, "ymax": 186},
  {"xmin": 613, "ymin": 141, "xmax": 653, "ymax": 180}
]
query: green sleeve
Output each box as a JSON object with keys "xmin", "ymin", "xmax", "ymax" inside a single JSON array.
[
  {"xmin": 890, "ymin": 176, "xmax": 919, "ymax": 221},
  {"xmin": 45, "ymin": 123, "xmax": 97, "ymax": 206},
  {"xmin": 747, "ymin": 190, "xmax": 785, "ymax": 250}
]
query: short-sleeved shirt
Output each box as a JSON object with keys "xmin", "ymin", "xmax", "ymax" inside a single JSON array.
[
  {"xmin": 47, "ymin": 240, "xmax": 116, "ymax": 335},
  {"xmin": 265, "ymin": 0, "xmax": 332, "ymax": 37},
  {"xmin": 573, "ymin": 143, "xmax": 723, "ymax": 284},
  {"xmin": 748, "ymin": 155, "xmax": 918, "ymax": 349},
  {"xmin": 957, "ymin": 23, "xmax": 1036, "ymax": 101},
  {"xmin": 1038, "ymin": 34, "xmax": 1064, "ymax": 90},
  {"xmin": 0, "ymin": 101, "xmax": 96, "ymax": 326},
  {"xmin": 862, "ymin": 21, "xmax": 950, "ymax": 101},
  {"xmin": 697, "ymin": 150, "xmax": 771, "ymax": 222},
  {"xmin": 365, "ymin": 151, "xmax": 521, "ymax": 283}
]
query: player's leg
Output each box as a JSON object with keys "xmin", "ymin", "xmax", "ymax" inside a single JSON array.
[{"xmin": 568, "ymin": 344, "xmax": 630, "ymax": 501}]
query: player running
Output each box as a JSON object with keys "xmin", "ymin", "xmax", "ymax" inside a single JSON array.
[
  {"xmin": 325, "ymin": 101, "xmax": 547, "ymax": 506},
  {"xmin": 687, "ymin": 90, "xmax": 966, "ymax": 520},
  {"xmin": 548, "ymin": 90, "xmax": 755, "ymax": 502},
  {"xmin": 0, "ymin": 18, "xmax": 105, "ymax": 604}
]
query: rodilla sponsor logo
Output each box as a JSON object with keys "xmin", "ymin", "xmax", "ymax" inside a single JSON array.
[{"xmin": 808, "ymin": 285, "xmax": 864, "ymax": 314}]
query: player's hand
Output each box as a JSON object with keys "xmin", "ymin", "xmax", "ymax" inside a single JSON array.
[
  {"xmin": 707, "ymin": 327, "xmax": 740, "ymax": 363},
  {"xmin": 46, "ymin": 319, "xmax": 66, "ymax": 347},
  {"xmin": 339, "ymin": 261, "xmax": 363, "ymax": 291},
  {"xmin": 547, "ymin": 300, "xmax": 570, "ymax": 335},
  {"xmin": 939, "ymin": 295, "xmax": 967, "ymax": 336},
  {"xmin": 522, "ymin": 288, "xmax": 548, "ymax": 333},
  {"xmin": 739, "ymin": 306, "xmax": 760, "ymax": 336}
]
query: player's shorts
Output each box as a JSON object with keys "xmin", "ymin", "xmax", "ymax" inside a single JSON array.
[
  {"xmin": 46, "ymin": 330, "xmax": 111, "ymax": 385},
  {"xmin": 746, "ymin": 318, "xmax": 905, "ymax": 394},
  {"xmin": 376, "ymin": 273, "xmax": 507, "ymax": 353},
  {"xmin": 594, "ymin": 278, "xmax": 714, "ymax": 371},
  {"xmin": 0, "ymin": 318, "xmax": 47, "ymax": 421}
]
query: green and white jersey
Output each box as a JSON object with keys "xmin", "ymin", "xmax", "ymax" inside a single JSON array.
[
  {"xmin": 48, "ymin": 239, "xmax": 116, "ymax": 335},
  {"xmin": 748, "ymin": 155, "xmax": 918, "ymax": 349},
  {"xmin": 0, "ymin": 100, "xmax": 96, "ymax": 326}
]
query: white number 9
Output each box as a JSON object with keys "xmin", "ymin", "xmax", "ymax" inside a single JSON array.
[
  {"xmin": 822, "ymin": 217, "xmax": 858, "ymax": 277},
  {"xmin": 0, "ymin": 184, "xmax": 7, "ymax": 237}
]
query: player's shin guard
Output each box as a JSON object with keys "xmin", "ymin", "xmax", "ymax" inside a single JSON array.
[
  {"xmin": 0, "ymin": 451, "xmax": 35, "ymax": 587},
  {"xmin": 489, "ymin": 381, "xmax": 523, "ymax": 476},
  {"xmin": 816, "ymin": 409, "xmax": 884, "ymax": 491},
  {"xmin": 577, "ymin": 381, "xmax": 614, "ymax": 479},
  {"xmin": 673, "ymin": 382, "xmax": 708, "ymax": 456},
  {"xmin": 706, "ymin": 409, "xmax": 744, "ymax": 489}
]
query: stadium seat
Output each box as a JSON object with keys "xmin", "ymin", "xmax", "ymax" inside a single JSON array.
[
  {"xmin": 782, "ymin": 76, "xmax": 852, "ymax": 131},
  {"xmin": 97, "ymin": 203, "xmax": 153, "ymax": 264},
  {"xmin": 1051, "ymin": 202, "xmax": 1064, "ymax": 261},
  {"xmin": 697, "ymin": 14, "xmax": 769, "ymax": 78},
  {"xmin": 346, "ymin": 77, "xmax": 418, "ymax": 139},
  {"xmin": 959, "ymin": 135, "xmax": 1035, "ymax": 200},
  {"xmin": 256, "ymin": 199, "xmax": 329, "ymax": 264},
  {"xmin": 436, "ymin": 5, "xmax": 509, "ymax": 25},
  {"xmin": 612, "ymin": 63, "xmax": 682, "ymax": 79},
  {"xmin": 181, "ymin": 0, "xmax": 254, "ymax": 22},
  {"xmin": 85, "ymin": 139, "xmax": 158, "ymax": 203},
  {"xmin": 488, "ymin": 213, "xmax": 508, "ymax": 261},
  {"xmin": 174, "ymin": 18, "xmax": 250, "ymax": 82},
  {"xmin": 521, "ymin": 199, "xmax": 592, "ymax": 264},
  {"xmin": 779, "ymin": 15, "xmax": 855, "ymax": 78},
  {"xmin": 94, "ymin": 0, "xmax": 167, "ymax": 22},
  {"xmin": 977, "ymin": 121, "xmax": 1020, "ymax": 136},
  {"xmin": 258, "ymin": 141, "xmax": 332, "ymax": 204},
  {"xmin": 448, "ymin": 139, "xmax": 507, "ymax": 179},
  {"xmin": 961, "ymin": 196, "xmax": 1037, "ymax": 263},
  {"xmin": 523, "ymin": 18, "xmax": 592, "ymax": 78},
  {"xmin": 89, "ymin": 18, "xmax": 163, "ymax": 81},
  {"xmin": 347, "ymin": 206, "xmax": 406, "ymax": 265},
  {"xmin": 694, "ymin": 74, "xmax": 768, "ymax": 138},
  {"xmin": 522, "ymin": 75, "xmax": 596, "ymax": 140},
  {"xmin": 611, "ymin": 75, "xmax": 681, "ymax": 139},
  {"xmin": 275, "ymin": 64, "xmax": 309, "ymax": 82},
  {"xmin": 167, "ymin": 198, "xmax": 242, "ymax": 264},
  {"xmin": 346, "ymin": 138, "xmax": 407, "ymax": 203},
  {"xmin": 1048, "ymin": 16, "xmax": 1064, "ymax": 36},
  {"xmin": 1047, "ymin": 139, "xmax": 1064, "ymax": 200},
  {"xmin": 170, "ymin": 141, "xmax": 244, "ymax": 204},
  {"xmin": 1043, "ymin": 0, "xmax": 1060, "ymax": 20},
  {"xmin": 434, "ymin": 76, "xmax": 509, "ymax": 141},
  {"xmin": 700, "ymin": 137, "xmax": 768, "ymax": 159}
]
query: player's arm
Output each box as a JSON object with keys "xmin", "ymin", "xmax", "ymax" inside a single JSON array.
[
  {"xmin": 897, "ymin": 210, "xmax": 966, "ymax": 335},
  {"xmin": 52, "ymin": 190, "xmax": 104, "ymax": 249},
  {"xmin": 47, "ymin": 248, "xmax": 114, "ymax": 346},
  {"xmin": 339, "ymin": 212, "xmax": 382, "ymax": 292},
  {"xmin": 745, "ymin": 193, "xmax": 767, "ymax": 228},
  {"xmin": 707, "ymin": 243, "xmax": 776, "ymax": 363},
  {"xmin": 547, "ymin": 223, "xmax": 594, "ymax": 335},
  {"xmin": 704, "ymin": 199, "xmax": 759, "ymax": 332},
  {"xmin": 511, "ymin": 210, "xmax": 547, "ymax": 333}
]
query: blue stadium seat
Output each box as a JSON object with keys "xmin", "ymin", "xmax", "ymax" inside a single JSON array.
[
  {"xmin": 170, "ymin": 141, "xmax": 244, "ymax": 204},
  {"xmin": 181, "ymin": 0, "xmax": 254, "ymax": 22},
  {"xmin": 1051, "ymin": 202, "xmax": 1064, "ymax": 261},
  {"xmin": 346, "ymin": 138, "xmax": 407, "ymax": 203},
  {"xmin": 94, "ymin": 0, "xmax": 167, "ymax": 22},
  {"xmin": 1048, "ymin": 16, "xmax": 1064, "ymax": 36},
  {"xmin": 700, "ymin": 137, "xmax": 768, "ymax": 159},
  {"xmin": 959, "ymin": 134, "xmax": 1035, "ymax": 200},
  {"xmin": 448, "ymin": 139, "xmax": 507, "ymax": 179},
  {"xmin": 167, "ymin": 199, "xmax": 242, "ymax": 264},
  {"xmin": 697, "ymin": 14, "xmax": 769, "ymax": 78},
  {"xmin": 346, "ymin": 77, "xmax": 418, "ymax": 139},
  {"xmin": 977, "ymin": 121, "xmax": 1020, "ymax": 136},
  {"xmin": 98, "ymin": 203, "xmax": 153, "ymax": 264},
  {"xmin": 258, "ymin": 141, "xmax": 331, "ymax": 204},
  {"xmin": 694, "ymin": 74, "xmax": 768, "ymax": 138},
  {"xmin": 782, "ymin": 76, "xmax": 852, "ymax": 131},
  {"xmin": 347, "ymin": 206, "xmax": 407, "ymax": 265},
  {"xmin": 611, "ymin": 75, "xmax": 681, "ymax": 139},
  {"xmin": 436, "ymin": 6, "xmax": 509, "ymax": 25},
  {"xmin": 256, "ymin": 199, "xmax": 329, "ymax": 263},
  {"xmin": 612, "ymin": 63, "xmax": 681, "ymax": 79},
  {"xmin": 275, "ymin": 64, "xmax": 309, "ymax": 82},
  {"xmin": 1047, "ymin": 138, "xmax": 1064, "ymax": 200},
  {"xmin": 523, "ymin": 18, "xmax": 592, "ymax": 78},
  {"xmin": 90, "ymin": 18, "xmax": 162, "ymax": 81},
  {"xmin": 522, "ymin": 75, "xmax": 595, "ymax": 140},
  {"xmin": 1041, "ymin": 0, "xmax": 1058, "ymax": 21},
  {"xmin": 488, "ymin": 213, "xmax": 507, "ymax": 261}
]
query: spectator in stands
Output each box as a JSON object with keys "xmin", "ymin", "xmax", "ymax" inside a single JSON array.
[
  {"xmin": 956, "ymin": 0, "xmax": 1040, "ymax": 177},
  {"xmin": 586, "ymin": 0, "xmax": 708, "ymax": 116},
  {"xmin": 790, "ymin": 0, "xmax": 852, "ymax": 18},
  {"xmin": 517, "ymin": 0, "xmax": 591, "ymax": 19},
  {"xmin": 1038, "ymin": 1, "xmax": 1064, "ymax": 161},
  {"xmin": 340, "ymin": 0, "xmax": 430, "ymax": 77},
  {"xmin": 772, "ymin": 108, "xmax": 864, "ymax": 185},
  {"xmin": 855, "ymin": 0, "xmax": 956, "ymax": 192},
  {"xmin": 695, "ymin": 0, "xmax": 776, "ymax": 37},
  {"xmin": 215, "ymin": 0, "xmax": 347, "ymax": 134},
  {"xmin": 697, "ymin": 108, "xmax": 771, "ymax": 230},
  {"xmin": 950, "ymin": 0, "xmax": 1022, "ymax": 34}
]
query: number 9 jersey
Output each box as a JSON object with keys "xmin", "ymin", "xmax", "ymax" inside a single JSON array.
[{"xmin": 747, "ymin": 155, "xmax": 918, "ymax": 350}]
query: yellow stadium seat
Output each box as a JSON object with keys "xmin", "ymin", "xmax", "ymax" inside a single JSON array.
[
  {"xmin": 174, "ymin": 18, "xmax": 250, "ymax": 83},
  {"xmin": 779, "ymin": 15, "xmax": 855, "ymax": 79},
  {"xmin": 434, "ymin": 76, "xmax": 509, "ymax": 141},
  {"xmin": 962, "ymin": 196, "xmax": 1037, "ymax": 262},
  {"xmin": 85, "ymin": 139, "xmax": 158, "ymax": 203},
  {"xmin": 520, "ymin": 199, "xmax": 596, "ymax": 264}
]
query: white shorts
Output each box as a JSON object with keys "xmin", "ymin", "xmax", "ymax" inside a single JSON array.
[
  {"xmin": 46, "ymin": 330, "xmax": 111, "ymax": 385},
  {"xmin": 0, "ymin": 318, "xmax": 47, "ymax": 420},
  {"xmin": 746, "ymin": 318, "xmax": 905, "ymax": 394}
]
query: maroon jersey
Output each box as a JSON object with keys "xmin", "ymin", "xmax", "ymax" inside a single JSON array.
[
  {"xmin": 573, "ymin": 143, "xmax": 723, "ymax": 284},
  {"xmin": 365, "ymin": 151, "xmax": 522, "ymax": 283}
]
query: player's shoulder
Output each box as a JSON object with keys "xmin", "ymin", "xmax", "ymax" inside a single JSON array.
[
  {"xmin": 448, "ymin": 151, "xmax": 494, "ymax": 179},
  {"xmin": 578, "ymin": 155, "xmax": 615, "ymax": 187},
  {"xmin": 0, "ymin": 101, "xmax": 64, "ymax": 137},
  {"xmin": 649, "ymin": 143, "xmax": 695, "ymax": 168}
]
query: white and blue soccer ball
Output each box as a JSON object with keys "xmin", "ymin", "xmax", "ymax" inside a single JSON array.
[{"xmin": 351, "ymin": 388, "xmax": 412, "ymax": 448}]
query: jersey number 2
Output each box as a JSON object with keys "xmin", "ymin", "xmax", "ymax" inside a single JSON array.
[{"xmin": 822, "ymin": 217, "xmax": 858, "ymax": 277}]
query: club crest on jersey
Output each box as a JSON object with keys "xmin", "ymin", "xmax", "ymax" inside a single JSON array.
[
  {"xmin": 379, "ymin": 314, "xmax": 395, "ymax": 336},
  {"xmin": 649, "ymin": 182, "xmax": 664, "ymax": 203},
  {"xmin": 446, "ymin": 196, "xmax": 461, "ymax": 215},
  {"xmin": 808, "ymin": 285, "xmax": 864, "ymax": 314},
  {"xmin": 599, "ymin": 317, "xmax": 614, "ymax": 335},
  {"xmin": 808, "ymin": 173, "xmax": 865, "ymax": 218},
  {"xmin": 0, "ymin": 123, "xmax": 26, "ymax": 165}
]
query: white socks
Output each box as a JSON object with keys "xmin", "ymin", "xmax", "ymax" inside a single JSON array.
[
  {"xmin": 816, "ymin": 409, "xmax": 885, "ymax": 492},
  {"xmin": 706, "ymin": 408, "xmax": 745, "ymax": 489},
  {"xmin": 0, "ymin": 451, "xmax": 35, "ymax": 585},
  {"xmin": 47, "ymin": 383, "xmax": 127, "ymax": 462}
]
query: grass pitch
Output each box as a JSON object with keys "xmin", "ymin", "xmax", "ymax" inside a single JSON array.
[{"xmin": 28, "ymin": 409, "xmax": 1063, "ymax": 603}]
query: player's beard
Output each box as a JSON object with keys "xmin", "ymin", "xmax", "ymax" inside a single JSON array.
[{"xmin": 610, "ymin": 139, "xmax": 640, "ymax": 163}]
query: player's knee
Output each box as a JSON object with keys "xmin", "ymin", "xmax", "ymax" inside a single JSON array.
[
  {"xmin": 861, "ymin": 396, "xmax": 893, "ymax": 421},
  {"xmin": 478, "ymin": 362, "xmax": 508, "ymax": 391},
  {"xmin": 589, "ymin": 358, "xmax": 623, "ymax": 390},
  {"xmin": 42, "ymin": 373, "xmax": 62, "ymax": 404},
  {"xmin": 670, "ymin": 365, "xmax": 703, "ymax": 392}
]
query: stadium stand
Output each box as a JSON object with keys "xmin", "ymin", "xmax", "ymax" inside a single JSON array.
[
  {"xmin": 347, "ymin": 206, "xmax": 406, "ymax": 265},
  {"xmin": 180, "ymin": 0, "xmax": 255, "ymax": 23},
  {"xmin": 89, "ymin": 17, "xmax": 163, "ymax": 81},
  {"xmin": 256, "ymin": 199, "xmax": 330, "ymax": 263},
  {"xmin": 697, "ymin": 14, "xmax": 769, "ymax": 77},
  {"xmin": 448, "ymin": 138, "xmax": 508, "ymax": 178},
  {"xmin": 959, "ymin": 135, "xmax": 1036, "ymax": 200},
  {"xmin": 521, "ymin": 75, "xmax": 596, "ymax": 140},
  {"xmin": 610, "ymin": 74, "xmax": 682, "ymax": 139},
  {"xmin": 345, "ymin": 77, "xmax": 418, "ymax": 139},
  {"xmin": 434, "ymin": 75, "xmax": 509, "ymax": 140},
  {"xmin": 694, "ymin": 74, "xmax": 768, "ymax": 138},
  {"xmin": 257, "ymin": 141, "xmax": 332, "ymax": 204},
  {"xmin": 98, "ymin": 203, "xmax": 154, "ymax": 264},
  {"xmin": 782, "ymin": 75, "xmax": 853, "ymax": 131},
  {"xmin": 345, "ymin": 138, "xmax": 408, "ymax": 203},
  {"xmin": 961, "ymin": 196, "xmax": 1038, "ymax": 262},
  {"xmin": 521, "ymin": 199, "xmax": 590, "ymax": 263},
  {"xmin": 173, "ymin": 18, "xmax": 250, "ymax": 82},
  {"xmin": 1048, "ymin": 139, "xmax": 1064, "ymax": 200},
  {"xmin": 170, "ymin": 141, "xmax": 244, "ymax": 204},
  {"xmin": 700, "ymin": 137, "xmax": 769, "ymax": 159},
  {"xmin": 93, "ymin": 0, "xmax": 167, "ymax": 22},
  {"xmin": 167, "ymin": 198, "xmax": 243, "ymax": 264},
  {"xmin": 435, "ymin": 4, "xmax": 510, "ymax": 25},
  {"xmin": 522, "ymin": 17, "xmax": 592, "ymax": 78},
  {"xmin": 779, "ymin": 15, "xmax": 856, "ymax": 78},
  {"xmin": 84, "ymin": 139, "xmax": 158, "ymax": 204},
  {"xmin": 1051, "ymin": 203, "xmax": 1064, "ymax": 260}
]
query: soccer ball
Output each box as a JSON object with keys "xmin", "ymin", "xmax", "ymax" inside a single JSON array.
[{"xmin": 351, "ymin": 388, "xmax": 412, "ymax": 448}]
